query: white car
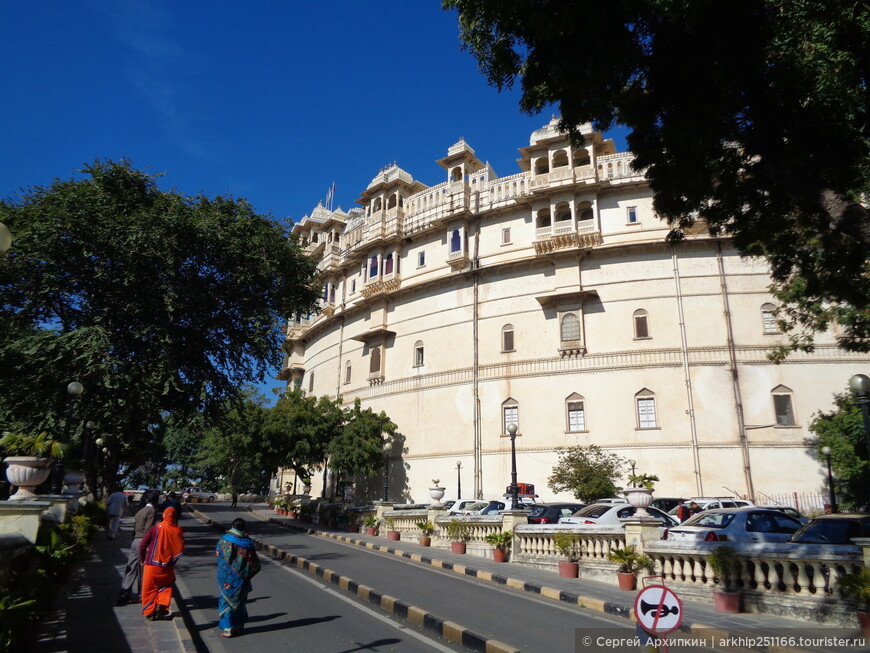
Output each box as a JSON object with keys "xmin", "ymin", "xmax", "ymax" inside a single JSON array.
[
  {"xmin": 182, "ymin": 487, "xmax": 216, "ymax": 502},
  {"xmin": 446, "ymin": 499, "xmax": 487, "ymax": 515},
  {"xmin": 664, "ymin": 507, "xmax": 802, "ymax": 544},
  {"xmin": 558, "ymin": 504, "xmax": 678, "ymax": 536}
]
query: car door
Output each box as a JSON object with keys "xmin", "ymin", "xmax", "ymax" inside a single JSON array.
[{"xmin": 745, "ymin": 510, "xmax": 800, "ymax": 543}]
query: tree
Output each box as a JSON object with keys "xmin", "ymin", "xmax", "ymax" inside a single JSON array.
[
  {"xmin": 0, "ymin": 160, "xmax": 320, "ymax": 469},
  {"xmin": 548, "ymin": 445, "xmax": 627, "ymax": 502},
  {"xmin": 328, "ymin": 399, "xmax": 397, "ymax": 481},
  {"xmin": 443, "ymin": 0, "xmax": 870, "ymax": 355},
  {"xmin": 809, "ymin": 389, "xmax": 870, "ymax": 511}
]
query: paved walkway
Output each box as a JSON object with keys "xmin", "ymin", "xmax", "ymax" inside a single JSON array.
[{"xmin": 35, "ymin": 514, "xmax": 194, "ymax": 653}]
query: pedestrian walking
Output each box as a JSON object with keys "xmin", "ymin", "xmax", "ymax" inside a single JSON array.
[
  {"xmin": 231, "ymin": 491, "xmax": 238, "ymax": 508},
  {"xmin": 676, "ymin": 500, "xmax": 691, "ymax": 523},
  {"xmin": 162, "ymin": 491, "xmax": 182, "ymax": 514},
  {"xmin": 139, "ymin": 506, "xmax": 184, "ymax": 620},
  {"xmin": 105, "ymin": 486, "xmax": 128, "ymax": 540},
  {"xmin": 117, "ymin": 490, "xmax": 158, "ymax": 605},
  {"xmin": 215, "ymin": 518, "xmax": 261, "ymax": 638},
  {"xmin": 689, "ymin": 501, "xmax": 702, "ymax": 516}
]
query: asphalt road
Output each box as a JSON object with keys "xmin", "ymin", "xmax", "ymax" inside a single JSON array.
[{"xmin": 175, "ymin": 504, "xmax": 645, "ymax": 653}]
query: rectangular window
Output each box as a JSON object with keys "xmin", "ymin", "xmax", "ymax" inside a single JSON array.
[
  {"xmin": 627, "ymin": 207, "xmax": 638, "ymax": 223},
  {"xmin": 502, "ymin": 329, "xmax": 514, "ymax": 352},
  {"xmin": 567, "ymin": 402, "xmax": 586, "ymax": 432},
  {"xmin": 637, "ymin": 397, "xmax": 657, "ymax": 428},
  {"xmin": 308, "ymin": 372, "xmax": 314, "ymax": 393},
  {"xmin": 344, "ymin": 364, "xmax": 351, "ymax": 385},
  {"xmin": 773, "ymin": 395, "xmax": 795, "ymax": 425},
  {"xmin": 503, "ymin": 405, "xmax": 518, "ymax": 434},
  {"xmin": 450, "ymin": 229, "xmax": 462, "ymax": 253},
  {"xmin": 762, "ymin": 310, "xmax": 778, "ymax": 334},
  {"xmin": 634, "ymin": 314, "xmax": 649, "ymax": 338},
  {"xmin": 502, "ymin": 227, "xmax": 511, "ymax": 244},
  {"xmin": 418, "ymin": 251, "xmax": 425, "ymax": 267},
  {"xmin": 414, "ymin": 345, "xmax": 424, "ymax": 367},
  {"xmin": 351, "ymin": 279, "xmax": 356, "ymax": 293}
]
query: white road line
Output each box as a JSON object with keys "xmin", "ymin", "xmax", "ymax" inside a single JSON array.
[{"xmin": 264, "ymin": 556, "xmax": 458, "ymax": 653}]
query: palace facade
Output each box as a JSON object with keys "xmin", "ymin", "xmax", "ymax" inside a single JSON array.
[{"xmin": 280, "ymin": 118, "xmax": 868, "ymax": 505}]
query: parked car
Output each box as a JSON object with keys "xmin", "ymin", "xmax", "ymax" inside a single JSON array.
[
  {"xmin": 527, "ymin": 503, "xmax": 586, "ymax": 524},
  {"xmin": 558, "ymin": 504, "xmax": 678, "ymax": 536},
  {"xmin": 447, "ymin": 499, "xmax": 489, "ymax": 515},
  {"xmin": 595, "ymin": 497, "xmax": 628, "ymax": 504},
  {"xmin": 753, "ymin": 505, "xmax": 809, "ymax": 524},
  {"xmin": 664, "ymin": 507, "xmax": 802, "ymax": 544},
  {"xmin": 479, "ymin": 500, "xmax": 507, "ymax": 515},
  {"xmin": 455, "ymin": 500, "xmax": 491, "ymax": 515},
  {"xmin": 182, "ymin": 487, "xmax": 216, "ymax": 502},
  {"xmin": 650, "ymin": 497, "xmax": 686, "ymax": 513},
  {"xmin": 789, "ymin": 514, "xmax": 870, "ymax": 545},
  {"xmin": 667, "ymin": 497, "xmax": 743, "ymax": 516}
]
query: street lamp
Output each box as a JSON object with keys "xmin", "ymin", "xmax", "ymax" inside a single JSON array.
[
  {"xmin": 456, "ymin": 461, "xmax": 462, "ymax": 500},
  {"xmin": 0, "ymin": 222, "xmax": 11, "ymax": 252},
  {"xmin": 849, "ymin": 374, "xmax": 870, "ymax": 462},
  {"xmin": 51, "ymin": 381, "xmax": 84, "ymax": 493},
  {"xmin": 820, "ymin": 445, "xmax": 837, "ymax": 514},
  {"xmin": 382, "ymin": 440, "xmax": 392, "ymax": 502},
  {"xmin": 628, "ymin": 459, "xmax": 637, "ymax": 486},
  {"xmin": 506, "ymin": 422, "xmax": 519, "ymax": 509}
]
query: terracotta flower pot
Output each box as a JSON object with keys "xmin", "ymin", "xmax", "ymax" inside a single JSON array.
[
  {"xmin": 856, "ymin": 610, "xmax": 869, "ymax": 637},
  {"xmin": 287, "ymin": 511, "xmax": 298, "ymax": 519},
  {"xmin": 558, "ymin": 561, "xmax": 579, "ymax": 578},
  {"xmin": 419, "ymin": 536, "xmax": 431, "ymax": 547},
  {"xmin": 387, "ymin": 531, "xmax": 400, "ymax": 541},
  {"xmin": 451, "ymin": 541, "xmax": 467, "ymax": 554},
  {"xmin": 493, "ymin": 548, "xmax": 507, "ymax": 563},
  {"xmin": 366, "ymin": 527, "xmax": 378, "ymax": 536},
  {"xmin": 712, "ymin": 590, "xmax": 742, "ymax": 613},
  {"xmin": 347, "ymin": 524, "xmax": 360, "ymax": 533},
  {"xmin": 617, "ymin": 572, "xmax": 637, "ymax": 591}
]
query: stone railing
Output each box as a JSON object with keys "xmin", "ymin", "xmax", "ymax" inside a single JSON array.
[
  {"xmin": 513, "ymin": 525, "xmax": 627, "ymax": 582},
  {"xmin": 645, "ymin": 540, "xmax": 866, "ymax": 626}
]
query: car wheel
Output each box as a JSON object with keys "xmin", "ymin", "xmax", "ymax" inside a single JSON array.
[{"xmin": 208, "ymin": 496, "xmax": 215, "ymax": 502}]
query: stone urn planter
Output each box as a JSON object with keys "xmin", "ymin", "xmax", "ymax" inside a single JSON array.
[
  {"xmin": 429, "ymin": 486, "xmax": 446, "ymax": 506},
  {"xmin": 625, "ymin": 488, "xmax": 654, "ymax": 517},
  {"xmin": 63, "ymin": 469, "xmax": 85, "ymax": 493},
  {"xmin": 4, "ymin": 456, "xmax": 52, "ymax": 499}
]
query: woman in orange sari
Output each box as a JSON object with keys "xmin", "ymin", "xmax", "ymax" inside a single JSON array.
[{"xmin": 139, "ymin": 506, "xmax": 184, "ymax": 620}]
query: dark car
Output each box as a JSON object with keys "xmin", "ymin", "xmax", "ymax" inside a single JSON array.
[
  {"xmin": 789, "ymin": 514, "xmax": 870, "ymax": 545},
  {"xmin": 527, "ymin": 503, "xmax": 586, "ymax": 524}
]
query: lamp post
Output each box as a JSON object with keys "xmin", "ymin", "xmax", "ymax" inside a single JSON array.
[
  {"xmin": 382, "ymin": 441, "xmax": 392, "ymax": 502},
  {"xmin": 820, "ymin": 445, "xmax": 837, "ymax": 514},
  {"xmin": 51, "ymin": 381, "xmax": 84, "ymax": 493},
  {"xmin": 849, "ymin": 374, "xmax": 870, "ymax": 461},
  {"xmin": 0, "ymin": 222, "xmax": 11, "ymax": 252},
  {"xmin": 506, "ymin": 422, "xmax": 519, "ymax": 509},
  {"xmin": 628, "ymin": 459, "xmax": 637, "ymax": 487},
  {"xmin": 456, "ymin": 461, "xmax": 462, "ymax": 500}
]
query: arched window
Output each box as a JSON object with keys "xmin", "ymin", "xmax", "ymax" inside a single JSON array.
[
  {"xmin": 373, "ymin": 198, "xmax": 382, "ymax": 212},
  {"xmin": 552, "ymin": 150, "xmax": 569, "ymax": 168},
  {"xmin": 450, "ymin": 166, "xmax": 462, "ymax": 181},
  {"xmin": 554, "ymin": 202, "xmax": 572, "ymax": 223},
  {"xmin": 414, "ymin": 341, "xmax": 424, "ymax": 367},
  {"xmin": 502, "ymin": 397, "xmax": 519, "ymax": 435},
  {"xmin": 635, "ymin": 389, "xmax": 657, "ymax": 429},
  {"xmin": 561, "ymin": 313, "xmax": 581, "ymax": 342},
  {"xmin": 450, "ymin": 228, "xmax": 462, "ymax": 253},
  {"xmin": 369, "ymin": 346, "xmax": 381, "ymax": 374},
  {"xmin": 535, "ymin": 158, "xmax": 549, "ymax": 175},
  {"xmin": 772, "ymin": 385, "xmax": 796, "ymax": 426},
  {"xmin": 634, "ymin": 309, "xmax": 650, "ymax": 339},
  {"xmin": 573, "ymin": 149, "xmax": 590, "ymax": 167},
  {"xmin": 566, "ymin": 393, "xmax": 586, "ymax": 432},
  {"xmin": 344, "ymin": 361, "xmax": 352, "ymax": 385},
  {"xmin": 383, "ymin": 254, "xmax": 394, "ymax": 276},
  {"xmin": 387, "ymin": 193, "xmax": 397, "ymax": 209},
  {"xmin": 536, "ymin": 208, "xmax": 552, "ymax": 229},
  {"xmin": 761, "ymin": 303, "xmax": 779, "ymax": 334},
  {"xmin": 501, "ymin": 324, "xmax": 515, "ymax": 352}
]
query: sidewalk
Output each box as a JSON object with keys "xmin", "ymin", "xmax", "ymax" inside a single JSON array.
[{"xmin": 35, "ymin": 516, "xmax": 194, "ymax": 653}]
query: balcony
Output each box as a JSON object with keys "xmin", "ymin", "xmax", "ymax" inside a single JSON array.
[
  {"xmin": 361, "ymin": 274, "xmax": 401, "ymax": 298},
  {"xmin": 446, "ymin": 249, "xmax": 471, "ymax": 270},
  {"xmin": 533, "ymin": 223, "xmax": 601, "ymax": 254}
]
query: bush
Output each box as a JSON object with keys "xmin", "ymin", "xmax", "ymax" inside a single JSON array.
[{"xmin": 446, "ymin": 519, "xmax": 471, "ymax": 542}]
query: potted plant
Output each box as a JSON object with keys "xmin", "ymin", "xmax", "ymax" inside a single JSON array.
[
  {"xmin": 429, "ymin": 479, "xmax": 445, "ymax": 506},
  {"xmin": 838, "ymin": 567, "xmax": 870, "ymax": 636},
  {"xmin": 1, "ymin": 431, "xmax": 65, "ymax": 499},
  {"xmin": 553, "ymin": 532, "xmax": 581, "ymax": 578},
  {"xmin": 607, "ymin": 545, "xmax": 655, "ymax": 590},
  {"xmin": 346, "ymin": 514, "xmax": 360, "ymax": 533},
  {"xmin": 385, "ymin": 517, "xmax": 400, "ymax": 541},
  {"xmin": 483, "ymin": 531, "xmax": 513, "ymax": 562},
  {"xmin": 625, "ymin": 473, "xmax": 659, "ymax": 517},
  {"xmin": 707, "ymin": 544, "xmax": 742, "ymax": 613},
  {"xmin": 364, "ymin": 516, "xmax": 379, "ymax": 536},
  {"xmin": 415, "ymin": 519, "xmax": 434, "ymax": 546},
  {"xmin": 300, "ymin": 476, "xmax": 312, "ymax": 494},
  {"xmin": 446, "ymin": 519, "xmax": 471, "ymax": 554}
]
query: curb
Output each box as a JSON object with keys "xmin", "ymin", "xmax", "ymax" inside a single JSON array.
[
  {"xmin": 191, "ymin": 508, "xmax": 520, "ymax": 653},
  {"xmin": 170, "ymin": 589, "xmax": 197, "ymax": 653}
]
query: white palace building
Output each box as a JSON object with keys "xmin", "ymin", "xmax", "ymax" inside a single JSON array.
[{"xmin": 279, "ymin": 118, "xmax": 869, "ymax": 506}]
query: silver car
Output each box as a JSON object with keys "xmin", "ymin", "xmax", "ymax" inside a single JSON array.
[
  {"xmin": 558, "ymin": 503, "xmax": 678, "ymax": 537},
  {"xmin": 664, "ymin": 507, "xmax": 802, "ymax": 544}
]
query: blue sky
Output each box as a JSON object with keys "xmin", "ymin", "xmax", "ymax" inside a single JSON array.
[{"xmin": 1, "ymin": 1, "xmax": 627, "ymax": 402}]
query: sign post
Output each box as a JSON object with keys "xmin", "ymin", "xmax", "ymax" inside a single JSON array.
[{"xmin": 634, "ymin": 584, "xmax": 683, "ymax": 652}]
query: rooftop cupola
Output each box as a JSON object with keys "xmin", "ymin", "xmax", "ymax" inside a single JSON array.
[{"xmin": 436, "ymin": 138, "xmax": 485, "ymax": 183}]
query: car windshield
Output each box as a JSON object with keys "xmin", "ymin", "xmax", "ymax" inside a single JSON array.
[
  {"xmin": 680, "ymin": 512, "xmax": 736, "ymax": 529},
  {"xmin": 528, "ymin": 505, "xmax": 548, "ymax": 517},
  {"xmin": 792, "ymin": 519, "xmax": 861, "ymax": 544},
  {"xmin": 573, "ymin": 504, "xmax": 612, "ymax": 518}
]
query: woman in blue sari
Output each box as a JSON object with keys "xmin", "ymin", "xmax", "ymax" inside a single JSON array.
[{"xmin": 215, "ymin": 518, "xmax": 261, "ymax": 637}]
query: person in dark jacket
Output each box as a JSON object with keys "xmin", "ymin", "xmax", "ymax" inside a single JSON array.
[{"xmin": 117, "ymin": 490, "xmax": 158, "ymax": 605}]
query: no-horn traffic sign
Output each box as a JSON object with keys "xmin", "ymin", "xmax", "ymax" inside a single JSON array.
[{"xmin": 634, "ymin": 584, "xmax": 683, "ymax": 635}]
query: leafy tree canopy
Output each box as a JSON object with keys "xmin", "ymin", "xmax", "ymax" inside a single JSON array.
[
  {"xmin": 809, "ymin": 389, "xmax": 870, "ymax": 511},
  {"xmin": 548, "ymin": 445, "xmax": 627, "ymax": 502},
  {"xmin": 328, "ymin": 398, "xmax": 397, "ymax": 478},
  {"xmin": 444, "ymin": 0, "xmax": 870, "ymax": 355},
  {"xmin": 0, "ymin": 160, "xmax": 319, "ymax": 468}
]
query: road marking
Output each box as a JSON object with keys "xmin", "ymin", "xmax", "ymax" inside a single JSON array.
[{"xmin": 265, "ymin": 556, "xmax": 458, "ymax": 652}]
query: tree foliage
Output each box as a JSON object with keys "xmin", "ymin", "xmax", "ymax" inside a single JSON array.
[
  {"xmin": 444, "ymin": 0, "xmax": 870, "ymax": 354},
  {"xmin": 0, "ymin": 160, "xmax": 319, "ymax": 469},
  {"xmin": 548, "ymin": 445, "xmax": 627, "ymax": 502},
  {"xmin": 328, "ymin": 398, "xmax": 397, "ymax": 478},
  {"xmin": 809, "ymin": 389, "xmax": 870, "ymax": 511}
]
